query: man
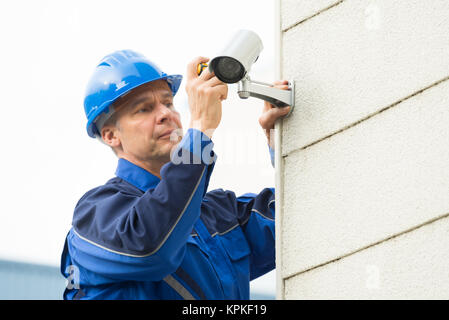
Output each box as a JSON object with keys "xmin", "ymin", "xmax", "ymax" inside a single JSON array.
[{"xmin": 61, "ymin": 50, "xmax": 291, "ymax": 300}]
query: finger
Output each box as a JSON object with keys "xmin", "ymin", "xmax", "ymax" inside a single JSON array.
[
  {"xmin": 205, "ymin": 76, "xmax": 225, "ymax": 87},
  {"xmin": 272, "ymin": 80, "xmax": 289, "ymax": 86},
  {"xmin": 262, "ymin": 107, "xmax": 290, "ymax": 129},
  {"xmin": 212, "ymin": 83, "xmax": 228, "ymax": 100},
  {"xmin": 273, "ymin": 85, "xmax": 290, "ymax": 90},
  {"xmin": 186, "ymin": 56, "xmax": 209, "ymax": 81},
  {"xmin": 199, "ymin": 67, "xmax": 216, "ymax": 81},
  {"xmin": 259, "ymin": 106, "xmax": 291, "ymax": 129}
]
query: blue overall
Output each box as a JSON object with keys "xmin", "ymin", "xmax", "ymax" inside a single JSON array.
[{"xmin": 60, "ymin": 129, "xmax": 275, "ymax": 299}]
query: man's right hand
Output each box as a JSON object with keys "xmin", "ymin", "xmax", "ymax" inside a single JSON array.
[{"xmin": 185, "ymin": 57, "xmax": 228, "ymax": 139}]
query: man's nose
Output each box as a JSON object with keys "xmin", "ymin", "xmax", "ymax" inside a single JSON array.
[{"xmin": 156, "ymin": 102, "xmax": 175, "ymax": 124}]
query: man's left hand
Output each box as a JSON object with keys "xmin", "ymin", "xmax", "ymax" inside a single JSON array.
[{"xmin": 258, "ymin": 80, "xmax": 292, "ymax": 149}]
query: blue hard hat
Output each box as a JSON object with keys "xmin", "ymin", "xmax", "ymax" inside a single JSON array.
[{"xmin": 84, "ymin": 50, "xmax": 183, "ymax": 138}]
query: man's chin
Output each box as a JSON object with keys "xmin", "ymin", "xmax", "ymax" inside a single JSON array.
[
  {"xmin": 157, "ymin": 140, "xmax": 179, "ymax": 158},
  {"xmin": 158, "ymin": 137, "xmax": 181, "ymax": 149}
]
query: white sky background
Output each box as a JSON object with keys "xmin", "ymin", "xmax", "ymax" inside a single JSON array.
[{"xmin": 0, "ymin": 0, "xmax": 277, "ymax": 295}]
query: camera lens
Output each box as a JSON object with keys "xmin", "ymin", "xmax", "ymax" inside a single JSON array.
[{"xmin": 213, "ymin": 57, "xmax": 245, "ymax": 83}]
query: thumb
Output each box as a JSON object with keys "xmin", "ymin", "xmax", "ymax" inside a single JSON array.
[
  {"xmin": 186, "ymin": 56, "xmax": 209, "ymax": 81},
  {"xmin": 279, "ymin": 106, "xmax": 291, "ymax": 114}
]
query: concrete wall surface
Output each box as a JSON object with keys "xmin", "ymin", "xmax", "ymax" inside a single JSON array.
[
  {"xmin": 277, "ymin": 0, "xmax": 449, "ymax": 299},
  {"xmin": 284, "ymin": 214, "xmax": 449, "ymax": 299}
]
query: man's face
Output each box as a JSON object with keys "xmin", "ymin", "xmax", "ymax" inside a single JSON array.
[{"xmin": 104, "ymin": 80, "xmax": 183, "ymax": 164}]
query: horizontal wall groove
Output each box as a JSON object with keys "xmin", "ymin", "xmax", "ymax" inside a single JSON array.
[
  {"xmin": 283, "ymin": 211, "xmax": 449, "ymax": 281},
  {"xmin": 283, "ymin": 0, "xmax": 345, "ymax": 32},
  {"xmin": 284, "ymin": 74, "xmax": 449, "ymax": 157}
]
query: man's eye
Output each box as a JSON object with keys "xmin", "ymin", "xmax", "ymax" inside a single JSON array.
[{"xmin": 137, "ymin": 107, "xmax": 149, "ymax": 113}]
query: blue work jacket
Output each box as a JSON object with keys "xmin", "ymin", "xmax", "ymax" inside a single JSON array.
[{"xmin": 60, "ymin": 129, "xmax": 275, "ymax": 300}]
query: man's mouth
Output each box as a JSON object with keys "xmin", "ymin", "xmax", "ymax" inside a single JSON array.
[{"xmin": 158, "ymin": 128, "xmax": 177, "ymax": 140}]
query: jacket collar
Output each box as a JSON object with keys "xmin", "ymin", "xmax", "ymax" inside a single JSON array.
[{"xmin": 115, "ymin": 158, "xmax": 160, "ymax": 192}]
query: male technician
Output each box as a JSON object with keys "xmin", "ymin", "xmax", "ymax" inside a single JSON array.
[{"xmin": 60, "ymin": 50, "xmax": 291, "ymax": 300}]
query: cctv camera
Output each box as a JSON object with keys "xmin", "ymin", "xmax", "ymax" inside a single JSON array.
[
  {"xmin": 207, "ymin": 29, "xmax": 295, "ymax": 116},
  {"xmin": 209, "ymin": 30, "xmax": 263, "ymax": 84}
]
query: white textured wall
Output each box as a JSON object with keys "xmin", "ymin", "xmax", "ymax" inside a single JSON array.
[{"xmin": 277, "ymin": 0, "xmax": 449, "ymax": 299}]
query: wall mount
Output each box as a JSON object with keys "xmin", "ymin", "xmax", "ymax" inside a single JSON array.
[{"xmin": 237, "ymin": 76, "xmax": 295, "ymax": 117}]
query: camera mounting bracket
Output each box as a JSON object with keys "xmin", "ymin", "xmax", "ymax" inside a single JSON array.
[{"xmin": 237, "ymin": 75, "xmax": 295, "ymax": 117}]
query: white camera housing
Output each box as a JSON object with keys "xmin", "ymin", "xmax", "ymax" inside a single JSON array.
[{"xmin": 209, "ymin": 30, "xmax": 263, "ymax": 84}]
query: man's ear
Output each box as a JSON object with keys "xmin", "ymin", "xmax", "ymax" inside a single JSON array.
[{"xmin": 101, "ymin": 125, "xmax": 121, "ymax": 149}]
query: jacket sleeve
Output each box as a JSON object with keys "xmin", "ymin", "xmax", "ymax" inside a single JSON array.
[
  {"xmin": 236, "ymin": 188, "xmax": 276, "ymax": 281},
  {"xmin": 67, "ymin": 129, "xmax": 216, "ymax": 282}
]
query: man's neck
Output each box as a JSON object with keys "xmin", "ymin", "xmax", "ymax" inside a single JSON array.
[{"xmin": 119, "ymin": 155, "xmax": 166, "ymax": 179}]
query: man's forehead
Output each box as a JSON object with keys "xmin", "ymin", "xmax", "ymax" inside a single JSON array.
[{"xmin": 115, "ymin": 80, "xmax": 173, "ymax": 109}]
